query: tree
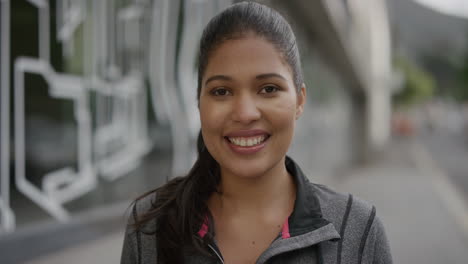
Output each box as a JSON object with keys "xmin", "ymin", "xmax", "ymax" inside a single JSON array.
[
  {"xmin": 393, "ymin": 56, "xmax": 435, "ymax": 107},
  {"xmin": 456, "ymin": 54, "xmax": 468, "ymax": 102}
]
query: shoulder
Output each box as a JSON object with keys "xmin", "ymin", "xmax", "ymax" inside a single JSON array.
[
  {"xmin": 310, "ymin": 183, "xmax": 392, "ymax": 263},
  {"xmin": 135, "ymin": 192, "xmax": 157, "ymax": 216},
  {"xmin": 310, "ymin": 183, "xmax": 378, "ymax": 243},
  {"xmin": 310, "ymin": 182, "xmax": 375, "ymax": 226},
  {"xmin": 125, "ymin": 191, "xmax": 158, "ymax": 233},
  {"xmin": 121, "ymin": 192, "xmax": 159, "ymax": 264},
  {"xmin": 127, "ymin": 176, "xmax": 186, "ymax": 230}
]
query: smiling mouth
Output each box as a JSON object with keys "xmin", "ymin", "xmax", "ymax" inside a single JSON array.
[{"xmin": 225, "ymin": 135, "xmax": 270, "ymax": 147}]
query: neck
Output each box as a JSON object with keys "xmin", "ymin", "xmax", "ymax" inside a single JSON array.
[{"xmin": 211, "ymin": 157, "xmax": 296, "ymax": 216}]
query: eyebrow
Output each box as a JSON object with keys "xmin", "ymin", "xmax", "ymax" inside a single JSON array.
[
  {"xmin": 204, "ymin": 73, "xmax": 286, "ymax": 86},
  {"xmin": 204, "ymin": 75, "xmax": 233, "ymax": 86},
  {"xmin": 255, "ymin": 73, "xmax": 287, "ymax": 81}
]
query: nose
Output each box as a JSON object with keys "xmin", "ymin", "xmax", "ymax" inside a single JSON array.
[{"xmin": 231, "ymin": 93, "xmax": 261, "ymax": 124}]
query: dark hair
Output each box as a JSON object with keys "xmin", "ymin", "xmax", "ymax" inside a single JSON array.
[{"xmin": 132, "ymin": 2, "xmax": 304, "ymax": 263}]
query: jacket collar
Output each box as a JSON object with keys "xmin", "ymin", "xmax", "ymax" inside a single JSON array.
[{"xmin": 285, "ymin": 156, "xmax": 334, "ymax": 236}]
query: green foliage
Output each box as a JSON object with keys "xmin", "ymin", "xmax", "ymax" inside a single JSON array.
[
  {"xmin": 456, "ymin": 57, "xmax": 468, "ymax": 102},
  {"xmin": 393, "ymin": 56, "xmax": 435, "ymax": 107}
]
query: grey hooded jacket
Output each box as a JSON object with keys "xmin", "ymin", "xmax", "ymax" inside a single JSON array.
[{"xmin": 121, "ymin": 157, "xmax": 393, "ymax": 264}]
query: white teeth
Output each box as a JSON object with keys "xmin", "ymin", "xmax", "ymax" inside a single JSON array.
[
  {"xmin": 240, "ymin": 138, "xmax": 246, "ymax": 146},
  {"xmin": 228, "ymin": 135, "xmax": 267, "ymax": 147}
]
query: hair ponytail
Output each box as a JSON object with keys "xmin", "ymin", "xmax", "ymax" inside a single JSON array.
[{"xmin": 132, "ymin": 132, "xmax": 220, "ymax": 263}]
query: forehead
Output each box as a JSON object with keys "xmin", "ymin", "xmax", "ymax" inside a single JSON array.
[{"xmin": 203, "ymin": 36, "xmax": 293, "ymax": 82}]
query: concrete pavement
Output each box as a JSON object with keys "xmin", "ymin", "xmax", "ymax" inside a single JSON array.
[
  {"xmin": 25, "ymin": 231, "xmax": 124, "ymax": 264},
  {"xmin": 326, "ymin": 138, "xmax": 468, "ymax": 264}
]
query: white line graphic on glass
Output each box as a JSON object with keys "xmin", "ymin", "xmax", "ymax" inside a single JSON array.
[
  {"xmin": 56, "ymin": 0, "xmax": 86, "ymax": 59},
  {"xmin": 150, "ymin": 0, "xmax": 195, "ymax": 178},
  {"xmin": 93, "ymin": 1, "xmax": 151, "ymax": 181},
  {"xmin": 95, "ymin": 75, "xmax": 152, "ymax": 180},
  {"xmin": 14, "ymin": 58, "xmax": 95, "ymax": 218},
  {"xmin": 12, "ymin": 0, "xmax": 96, "ymax": 222}
]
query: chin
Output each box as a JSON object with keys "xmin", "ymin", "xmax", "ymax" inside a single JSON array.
[{"xmin": 221, "ymin": 156, "xmax": 282, "ymax": 179}]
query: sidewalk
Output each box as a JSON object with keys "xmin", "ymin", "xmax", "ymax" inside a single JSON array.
[
  {"xmin": 26, "ymin": 136, "xmax": 468, "ymax": 264},
  {"xmin": 25, "ymin": 231, "xmax": 124, "ymax": 264},
  {"xmin": 321, "ymin": 137, "xmax": 468, "ymax": 264}
]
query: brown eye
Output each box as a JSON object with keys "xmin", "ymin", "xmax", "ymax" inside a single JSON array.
[
  {"xmin": 211, "ymin": 87, "xmax": 231, "ymax": 96},
  {"xmin": 260, "ymin": 85, "xmax": 279, "ymax": 94}
]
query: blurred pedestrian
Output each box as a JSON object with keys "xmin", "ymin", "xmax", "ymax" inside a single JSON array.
[{"xmin": 121, "ymin": 2, "xmax": 392, "ymax": 263}]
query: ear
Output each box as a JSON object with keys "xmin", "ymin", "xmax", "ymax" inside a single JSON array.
[{"xmin": 295, "ymin": 84, "xmax": 306, "ymax": 120}]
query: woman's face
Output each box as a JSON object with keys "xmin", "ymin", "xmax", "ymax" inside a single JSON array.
[{"xmin": 199, "ymin": 35, "xmax": 305, "ymax": 179}]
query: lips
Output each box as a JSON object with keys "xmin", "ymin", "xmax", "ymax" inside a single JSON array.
[{"xmin": 224, "ymin": 129, "xmax": 270, "ymax": 154}]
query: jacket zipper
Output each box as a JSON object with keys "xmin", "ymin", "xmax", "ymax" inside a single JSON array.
[{"xmin": 207, "ymin": 244, "xmax": 224, "ymax": 264}]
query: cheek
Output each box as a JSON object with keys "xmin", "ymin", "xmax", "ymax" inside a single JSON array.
[
  {"xmin": 267, "ymin": 100, "xmax": 298, "ymax": 152},
  {"xmin": 266, "ymin": 98, "xmax": 298, "ymax": 128},
  {"xmin": 200, "ymin": 107, "xmax": 217, "ymax": 155},
  {"xmin": 199, "ymin": 100, "xmax": 225, "ymax": 138}
]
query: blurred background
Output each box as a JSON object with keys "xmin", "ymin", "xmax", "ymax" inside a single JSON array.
[{"xmin": 0, "ymin": 0, "xmax": 468, "ymax": 263}]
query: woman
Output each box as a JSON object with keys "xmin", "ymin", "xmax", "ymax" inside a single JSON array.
[{"xmin": 121, "ymin": 2, "xmax": 392, "ymax": 264}]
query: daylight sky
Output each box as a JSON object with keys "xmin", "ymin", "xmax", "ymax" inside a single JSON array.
[{"xmin": 412, "ymin": 0, "xmax": 468, "ymax": 19}]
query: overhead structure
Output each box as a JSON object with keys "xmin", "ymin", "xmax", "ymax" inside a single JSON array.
[
  {"xmin": 271, "ymin": 0, "xmax": 393, "ymax": 162},
  {"xmin": 412, "ymin": 0, "xmax": 468, "ymax": 19}
]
